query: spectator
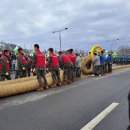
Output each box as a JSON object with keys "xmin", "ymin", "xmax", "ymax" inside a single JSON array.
[
  {"xmin": 100, "ymin": 51, "xmax": 106, "ymax": 75},
  {"xmin": 14, "ymin": 55, "xmax": 19, "ymax": 79},
  {"xmin": 75, "ymin": 53, "xmax": 81, "ymax": 78},
  {"xmin": 106, "ymin": 52, "xmax": 112, "ymax": 73},
  {"xmin": 92, "ymin": 52, "xmax": 101, "ymax": 76}
]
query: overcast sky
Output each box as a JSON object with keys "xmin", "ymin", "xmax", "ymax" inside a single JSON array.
[{"xmin": 0, "ymin": 0, "xmax": 130, "ymax": 51}]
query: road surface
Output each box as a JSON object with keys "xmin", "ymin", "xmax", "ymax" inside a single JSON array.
[{"xmin": 0, "ymin": 68, "xmax": 130, "ymax": 130}]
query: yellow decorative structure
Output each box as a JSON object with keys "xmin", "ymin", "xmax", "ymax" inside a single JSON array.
[
  {"xmin": 90, "ymin": 45, "xmax": 103, "ymax": 55},
  {"xmin": 81, "ymin": 45, "xmax": 103, "ymax": 75},
  {"xmin": 0, "ymin": 71, "xmax": 63, "ymax": 98}
]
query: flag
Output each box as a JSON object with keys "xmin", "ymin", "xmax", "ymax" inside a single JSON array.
[
  {"xmin": 45, "ymin": 51, "xmax": 50, "ymax": 57},
  {"xmin": 30, "ymin": 50, "xmax": 35, "ymax": 56},
  {"xmin": 13, "ymin": 46, "xmax": 19, "ymax": 55}
]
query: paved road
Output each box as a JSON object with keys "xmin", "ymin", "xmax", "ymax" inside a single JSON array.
[{"xmin": 0, "ymin": 68, "xmax": 130, "ymax": 130}]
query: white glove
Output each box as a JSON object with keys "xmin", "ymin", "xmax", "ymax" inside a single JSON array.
[
  {"xmin": 33, "ymin": 69, "xmax": 36, "ymax": 73},
  {"xmin": 6, "ymin": 72, "xmax": 9, "ymax": 76}
]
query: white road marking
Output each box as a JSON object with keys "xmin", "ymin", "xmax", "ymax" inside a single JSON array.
[{"xmin": 80, "ymin": 102, "xmax": 119, "ymax": 130}]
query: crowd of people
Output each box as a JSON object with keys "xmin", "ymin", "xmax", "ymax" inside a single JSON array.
[
  {"xmin": 92, "ymin": 51, "xmax": 113, "ymax": 77},
  {"xmin": 0, "ymin": 44, "xmax": 82, "ymax": 91},
  {"xmin": 113, "ymin": 56, "xmax": 130, "ymax": 65},
  {"xmin": 1, "ymin": 44, "xmax": 130, "ymax": 91}
]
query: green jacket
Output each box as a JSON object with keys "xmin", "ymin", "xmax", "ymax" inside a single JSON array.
[
  {"xmin": 0, "ymin": 56, "xmax": 10, "ymax": 75},
  {"xmin": 27, "ymin": 58, "xmax": 32, "ymax": 70},
  {"xmin": 17, "ymin": 54, "xmax": 27, "ymax": 71},
  {"xmin": 0, "ymin": 57, "xmax": 6, "ymax": 75}
]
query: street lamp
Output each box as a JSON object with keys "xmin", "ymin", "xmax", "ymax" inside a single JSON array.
[
  {"xmin": 110, "ymin": 39, "xmax": 119, "ymax": 51},
  {"xmin": 52, "ymin": 28, "xmax": 68, "ymax": 51}
]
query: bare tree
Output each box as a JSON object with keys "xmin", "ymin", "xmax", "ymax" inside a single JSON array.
[{"xmin": 117, "ymin": 45, "xmax": 130, "ymax": 55}]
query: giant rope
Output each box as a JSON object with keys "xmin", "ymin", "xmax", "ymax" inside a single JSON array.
[
  {"xmin": 0, "ymin": 45, "xmax": 103, "ymax": 98},
  {"xmin": 0, "ymin": 71, "xmax": 63, "ymax": 97}
]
